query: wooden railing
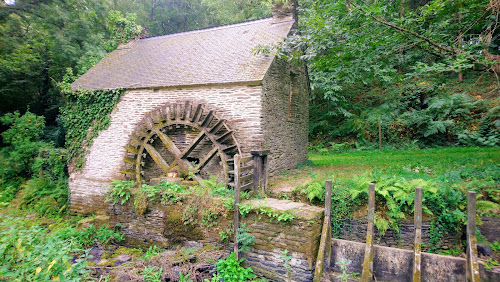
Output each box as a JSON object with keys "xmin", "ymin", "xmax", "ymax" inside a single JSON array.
[
  {"xmin": 313, "ymin": 181, "xmax": 481, "ymax": 282},
  {"xmin": 232, "ymin": 150, "xmax": 269, "ymax": 259}
]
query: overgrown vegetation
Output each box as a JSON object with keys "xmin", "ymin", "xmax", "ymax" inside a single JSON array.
[{"xmin": 290, "ymin": 147, "xmax": 500, "ymax": 253}]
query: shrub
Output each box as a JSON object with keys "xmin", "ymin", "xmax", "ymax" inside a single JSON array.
[
  {"xmin": 216, "ymin": 252, "xmax": 256, "ymax": 282},
  {"xmin": 0, "ymin": 217, "xmax": 89, "ymax": 281}
]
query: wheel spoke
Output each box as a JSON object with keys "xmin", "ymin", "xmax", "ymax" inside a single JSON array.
[
  {"xmin": 155, "ymin": 129, "xmax": 182, "ymax": 158},
  {"xmin": 181, "ymin": 131, "xmax": 206, "ymax": 158},
  {"xmin": 195, "ymin": 147, "xmax": 219, "ymax": 171},
  {"xmin": 143, "ymin": 143, "xmax": 170, "ymax": 174}
]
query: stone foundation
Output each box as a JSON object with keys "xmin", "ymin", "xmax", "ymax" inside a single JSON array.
[{"xmin": 107, "ymin": 198, "xmax": 324, "ymax": 282}]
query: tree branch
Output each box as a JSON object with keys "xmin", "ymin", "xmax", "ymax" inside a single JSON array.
[{"xmin": 352, "ymin": 2, "xmax": 460, "ymax": 55}]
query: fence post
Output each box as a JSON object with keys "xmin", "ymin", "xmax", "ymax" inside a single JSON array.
[
  {"xmin": 233, "ymin": 154, "xmax": 241, "ymax": 260},
  {"xmin": 466, "ymin": 191, "xmax": 480, "ymax": 282},
  {"xmin": 251, "ymin": 150, "xmax": 269, "ymax": 194},
  {"xmin": 361, "ymin": 183, "xmax": 375, "ymax": 281},
  {"xmin": 413, "ymin": 187, "xmax": 422, "ymax": 282},
  {"xmin": 324, "ymin": 180, "xmax": 332, "ymax": 271}
]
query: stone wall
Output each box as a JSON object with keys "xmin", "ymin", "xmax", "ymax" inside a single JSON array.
[
  {"xmin": 261, "ymin": 58, "xmax": 309, "ymax": 175},
  {"xmin": 240, "ymin": 199, "xmax": 323, "ymax": 282},
  {"xmin": 107, "ymin": 198, "xmax": 324, "ymax": 282},
  {"xmin": 337, "ymin": 218, "xmax": 461, "ymax": 252},
  {"xmin": 69, "ymin": 83, "xmax": 263, "ymax": 214}
]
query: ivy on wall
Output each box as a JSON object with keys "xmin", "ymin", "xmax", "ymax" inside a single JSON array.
[{"xmin": 60, "ymin": 88, "xmax": 123, "ymax": 170}]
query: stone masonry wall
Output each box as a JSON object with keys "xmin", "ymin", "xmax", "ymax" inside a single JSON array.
[
  {"xmin": 70, "ymin": 84, "xmax": 263, "ymax": 214},
  {"xmin": 107, "ymin": 197, "xmax": 324, "ymax": 282},
  {"xmin": 337, "ymin": 218, "xmax": 462, "ymax": 252},
  {"xmin": 261, "ymin": 58, "xmax": 309, "ymax": 174}
]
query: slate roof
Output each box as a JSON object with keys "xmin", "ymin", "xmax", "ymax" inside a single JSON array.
[{"xmin": 72, "ymin": 17, "xmax": 295, "ymax": 91}]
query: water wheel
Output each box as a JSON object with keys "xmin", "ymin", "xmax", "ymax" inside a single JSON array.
[{"xmin": 121, "ymin": 101, "xmax": 241, "ymax": 186}]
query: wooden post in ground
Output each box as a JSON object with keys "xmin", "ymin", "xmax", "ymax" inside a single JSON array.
[
  {"xmin": 413, "ymin": 187, "xmax": 422, "ymax": 282},
  {"xmin": 313, "ymin": 180, "xmax": 333, "ymax": 282},
  {"xmin": 233, "ymin": 154, "xmax": 241, "ymax": 260},
  {"xmin": 361, "ymin": 183, "xmax": 375, "ymax": 281},
  {"xmin": 251, "ymin": 150, "xmax": 269, "ymax": 194},
  {"xmin": 466, "ymin": 191, "xmax": 480, "ymax": 282},
  {"xmin": 324, "ymin": 180, "xmax": 332, "ymax": 271}
]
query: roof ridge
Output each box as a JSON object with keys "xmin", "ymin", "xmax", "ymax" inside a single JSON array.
[{"xmin": 140, "ymin": 17, "xmax": 291, "ymax": 41}]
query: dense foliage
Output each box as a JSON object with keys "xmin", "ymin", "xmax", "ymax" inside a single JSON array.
[{"xmin": 282, "ymin": 0, "xmax": 500, "ymax": 147}]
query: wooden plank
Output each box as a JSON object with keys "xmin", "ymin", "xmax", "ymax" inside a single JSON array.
[
  {"xmin": 124, "ymin": 144, "xmax": 138, "ymax": 154},
  {"xmin": 313, "ymin": 216, "xmax": 330, "ymax": 282},
  {"xmin": 143, "ymin": 143, "xmax": 170, "ymax": 174},
  {"xmin": 413, "ymin": 187, "xmax": 423, "ymax": 282},
  {"xmin": 182, "ymin": 101, "xmax": 191, "ymax": 120},
  {"xmin": 240, "ymin": 174, "xmax": 253, "ymax": 183},
  {"xmin": 253, "ymin": 154, "xmax": 261, "ymax": 193},
  {"xmin": 191, "ymin": 104, "xmax": 202, "ymax": 122},
  {"xmin": 216, "ymin": 130, "xmax": 233, "ymax": 142},
  {"xmin": 194, "ymin": 147, "xmax": 218, "ymax": 171},
  {"xmin": 171, "ymin": 104, "xmax": 178, "ymax": 120},
  {"xmin": 361, "ymin": 183, "xmax": 375, "ymax": 281},
  {"xmin": 201, "ymin": 110, "xmax": 214, "ymax": 127},
  {"xmin": 223, "ymin": 144, "xmax": 237, "ymax": 153},
  {"xmin": 240, "ymin": 156, "xmax": 253, "ymax": 163},
  {"xmin": 240, "ymin": 166, "xmax": 253, "ymax": 174},
  {"xmin": 233, "ymin": 154, "xmax": 241, "ymax": 260},
  {"xmin": 124, "ymin": 157, "xmax": 136, "ymax": 166},
  {"xmin": 155, "ymin": 129, "xmax": 182, "ymax": 157},
  {"xmin": 120, "ymin": 169, "xmax": 136, "ymax": 175},
  {"xmin": 466, "ymin": 191, "xmax": 480, "ymax": 282},
  {"xmin": 467, "ymin": 191, "xmax": 476, "ymax": 237},
  {"xmin": 209, "ymin": 120, "xmax": 224, "ymax": 134},
  {"xmin": 324, "ymin": 180, "xmax": 332, "ymax": 271},
  {"xmin": 241, "ymin": 182, "xmax": 253, "ymax": 191},
  {"xmin": 181, "ymin": 131, "xmax": 205, "ymax": 158},
  {"xmin": 262, "ymin": 154, "xmax": 268, "ymax": 192}
]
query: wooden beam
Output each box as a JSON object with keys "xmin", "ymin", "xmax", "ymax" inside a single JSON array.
[
  {"xmin": 195, "ymin": 147, "xmax": 218, "ymax": 171},
  {"xmin": 413, "ymin": 187, "xmax": 423, "ymax": 282},
  {"xmin": 155, "ymin": 129, "xmax": 182, "ymax": 158},
  {"xmin": 361, "ymin": 183, "xmax": 375, "ymax": 281},
  {"xmin": 466, "ymin": 191, "xmax": 480, "ymax": 282},
  {"xmin": 181, "ymin": 131, "xmax": 205, "ymax": 158},
  {"xmin": 234, "ymin": 154, "xmax": 241, "ymax": 260},
  {"xmin": 143, "ymin": 143, "xmax": 170, "ymax": 174},
  {"xmin": 324, "ymin": 180, "xmax": 332, "ymax": 271}
]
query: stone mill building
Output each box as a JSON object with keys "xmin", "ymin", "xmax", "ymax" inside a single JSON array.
[{"xmin": 70, "ymin": 5, "xmax": 310, "ymax": 214}]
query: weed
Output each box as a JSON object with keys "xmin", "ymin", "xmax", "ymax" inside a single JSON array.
[
  {"xmin": 277, "ymin": 209, "xmax": 297, "ymax": 223},
  {"xmin": 236, "ymin": 223, "xmax": 256, "ymax": 252},
  {"xmin": 106, "ymin": 180, "xmax": 134, "ymax": 205},
  {"xmin": 179, "ymin": 272, "xmax": 193, "ymax": 282},
  {"xmin": 335, "ymin": 259, "xmax": 358, "ymax": 281},
  {"xmin": 142, "ymin": 265, "xmax": 163, "ymax": 282},
  {"xmin": 216, "ymin": 252, "xmax": 256, "ymax": 281},
  {"xmin": 281, "ymin": 249, "xmax": 292, "ymax": 280},
  {"xmin": 485, "ymin": 259, "xmax": 499, "ymax": 270},
  {"xmin": 140, "ymin": 245, "xmax": 162, "ymax": 261}
]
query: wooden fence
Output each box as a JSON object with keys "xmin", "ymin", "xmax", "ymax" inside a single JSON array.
[
  {"xmin": 314, "ymin": 181, "xmax": 481, "ymax": 282},
  {"xmin": 232, "ymin": 150, "xmax": 269, "ymax": 259}
]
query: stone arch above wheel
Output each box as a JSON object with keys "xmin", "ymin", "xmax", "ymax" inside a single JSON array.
[{"xmin": 121, "ymin": 101, "xmax": 241, "ymax": 186}]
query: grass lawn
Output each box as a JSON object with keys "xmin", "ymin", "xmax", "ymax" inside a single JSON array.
[{"xmin": 309, "ymin": 147, "xmax": 500, "ymax": 178}]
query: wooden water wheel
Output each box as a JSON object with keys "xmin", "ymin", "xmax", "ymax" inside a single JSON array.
[{"xmin": 121, "ymin": 101, "xmax": 241, "ymax": 186}]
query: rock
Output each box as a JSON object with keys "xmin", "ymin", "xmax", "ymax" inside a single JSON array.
[
  {"xmin": 477, "ymin": 244, "xmax": 493, "ymax": 257},
  {"xmin": 88, "ymin": 247, "xmax": 104, "ymax": 262},
  {"xmin": 183, "ymin": 240, "xmax": 203, "ymax": 249},
  {"xmin": 77, "ymin": 215, "xmax": 110, "ymax": 230},
  {"xmin": 114, "ymin": 254, "xmax": 132, "ymax": 266}
]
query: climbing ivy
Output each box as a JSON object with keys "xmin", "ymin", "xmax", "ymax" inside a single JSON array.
[{"xmin": 60, "ymin": 87, "xmax": 123, "ymax": 170}]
